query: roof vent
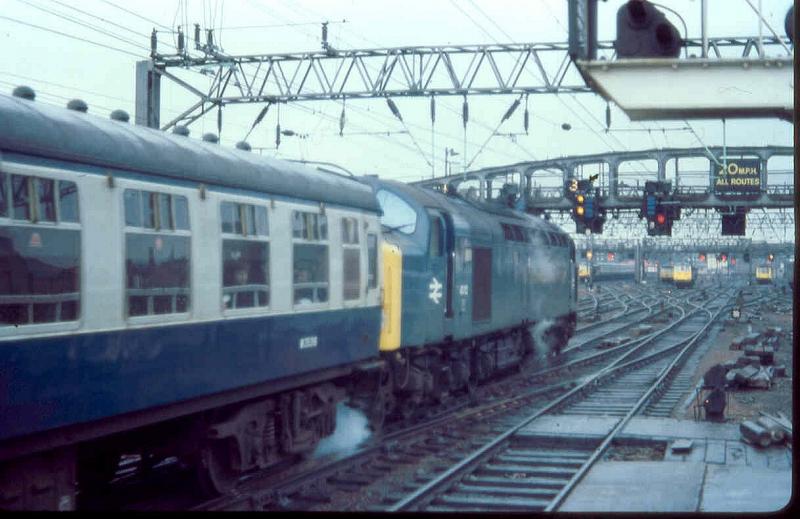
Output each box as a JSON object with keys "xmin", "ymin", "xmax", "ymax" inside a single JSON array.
[
  {"xmin": 12, "ymin": 85, "xmax": 35, "ymax": 100},
  {"xmin": 235, "ymin": 141, "xmax": 252, "ymax": 151},
  {"xmin": 66, "ymin": 99, "xmax": 88, "ymax": 113},
  {"xmin": 172, "ymin": 126, "xmax": 190, "ymax": 137},
  {"xmin": 110, "ymin": 109, "xmax": 130, "ymax": 122},
  {"xmin": 202, "ymin": 133, "xmax": 219, "ymax": 144}
]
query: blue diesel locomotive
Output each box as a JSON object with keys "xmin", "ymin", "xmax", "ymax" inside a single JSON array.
[
  {"xmin": 361, "ymin": 179, "xmax": 577, "ymax": 421},
  {"xmin": 0, "ymin": 89, "xmax": 576, "ymax": 509}
]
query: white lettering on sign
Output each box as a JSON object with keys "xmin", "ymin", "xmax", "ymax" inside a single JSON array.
[
  {"xmin": 428, "ymin": 277, "xmax": 442, "ymax": 304},
  {"xmin": 299, "ymin": 336, "xmax": 318, "ymax": 349},
  {"xmin": 459, "ymin": 284, "xmax": 469, "ymax": 296}
]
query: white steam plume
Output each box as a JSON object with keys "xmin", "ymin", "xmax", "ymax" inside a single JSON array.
[{"xmin": 312, "ymin": 402, "xmax": 372, "ymax": 459}]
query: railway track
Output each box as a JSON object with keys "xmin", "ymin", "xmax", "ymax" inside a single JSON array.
[
  {"xmin": 377, "ymin": 287, "xmax": 734, "ymax": 512},
  {"xmin": 188, "ymin": 287, "xmax": 725, "ymax": 512},
  {"xmin": 88, "ymin": 284, "xmax": 734, "ymax": 511}
]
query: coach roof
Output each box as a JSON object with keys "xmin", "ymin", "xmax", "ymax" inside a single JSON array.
[{"xmin": 0, "ymin": 93, "xmax": 379, "ymax": 213}]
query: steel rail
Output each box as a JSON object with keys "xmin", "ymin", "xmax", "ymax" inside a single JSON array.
[
  {"xmin": 386, "ymin": 287, "xmax": 719, "ymax": 511},
  {"xmin": 545, "ymin": 291, "xmax": 732, "ymax": 510}
]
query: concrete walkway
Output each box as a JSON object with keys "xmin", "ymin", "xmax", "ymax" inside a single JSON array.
[{"xmin": 518, "ymin": 415, "xmax": 791, "ymax": 512}]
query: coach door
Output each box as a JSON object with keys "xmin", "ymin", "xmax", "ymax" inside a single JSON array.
[{"xmin": 427, "ymin": 210, "xmax": 455, "ymax": 339}]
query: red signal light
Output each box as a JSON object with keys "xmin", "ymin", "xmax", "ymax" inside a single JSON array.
[
  {"xmin": 607, "ymin": 252, "xmax": 615, "ymax": 261},
  {"xmin": 721, "ymin": 254, "xmax": 727, "ymax": 262},
  {"xmin": 731, "ymin": 258, "xmax": 736, "ymax": 265},
  {"xmin": 655, "ymin": 213, "xmax": 666, "ymax": 225},
  {"xmin": 699, "ymin": 254, "xmax": 706, "ymax": 262}
]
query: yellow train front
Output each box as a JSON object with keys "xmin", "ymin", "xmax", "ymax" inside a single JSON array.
[
  {"xmin": 578, "ymin": 262, "xmax": 591, "ymax": 282},
  {"xmin": 672, "ymin": 264, "xmax": 696, "ymax": 288},
  {"xmin": 755, "ymin": 265, "xmax": 775, "ymax": 284}
]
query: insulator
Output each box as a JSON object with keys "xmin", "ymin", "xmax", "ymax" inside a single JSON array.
[
  {"xmin": 194, "ymin": 24, "xmax": 201, "ymax": 47},
  {"xmin": 150, "ymin": 29, "xmax": 157, "ymax": 56},
  {"xmin": 339, "ymin": 106, "xmax": 345, "ymax": 136},
  {"xmin": 322, "ymin": 22, "xmax": 328, "ymax": 45},
  {"xmin": 207, "ymin": 29, "xmax": 214, "ymax": 48},
  {"xmin": 386, "ymin": 98, "xmax": 403, "ymax": 122},
  {"xmin": 524, "ymin": 107, "xmax": 530, "ymax": 134},
  {"xmin": 605, "ymin": 103, "xmax": 611, "ymax": 129},
  {"xmin": 281, "ymin": 129, "xmax": 296, "ymax": 137},
  {"xmin": 430, "ymin": 96, "xmax": 435, "ymax": 124},
  {"xmin": 177, "ymin": 27, "xmax": 185, "ymax": 53},
  {"xmin": 253, "ymin": 104, "xmax": 270, "ymax": 128},
  {"xmin": 217, "ymin": 105, "xmax": 223, "ymax": 136},
  {"xmin": 276, "ymin": 123, "xmax": 281, "ymax": 148},
  {"xmin": 462, "ymin": 96, "xmax": 469, "ymax": 129},
  {"xmin": 561, "ymin": 122, "xmax": 572, "ymax": 131},
  {"xmin": 501, "ymin": 98, "xmax": 520, "ymax": 123}
]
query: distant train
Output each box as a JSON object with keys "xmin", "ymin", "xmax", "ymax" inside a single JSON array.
[
  {"xmin": 659, "ymin": 264, "xmax": 674, "ymax": 284},
  {"xmin": 0, "ymin": 89, "xmax": 577, "ymax": 509},
  {"xmin": 673, "ymin": 265, "xmax": 697, "ymax": 288},
  {"xmin": 591, "ymin": 262, "xmax": 636, "ymax": 282},
  {"xmin": 755, "ymin": 265, "xmax": 775, "ymax": 284}
]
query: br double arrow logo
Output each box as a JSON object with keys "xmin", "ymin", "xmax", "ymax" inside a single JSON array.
[{"xmin": 428, "ymin": 277, "xmax": 442, "ymax": 304}]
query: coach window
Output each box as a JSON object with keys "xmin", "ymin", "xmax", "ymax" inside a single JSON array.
[
  {"xmin": 292, "ymin": 211, "xmax": 329, "ymax": 305},
  {"xmin": 221, "ymin": 202, "xmax": 270, "ymax": 310},
  {"xmin": 342, "ymin": 217, "xmax": 360, "ymax": 300},
  {"xmin": 124, "ymin": 189, "xmax": 190, "ymax": 317},
  {"xmin": 0, "ymin": 172, "xmax": 81, "ymax": 326}
]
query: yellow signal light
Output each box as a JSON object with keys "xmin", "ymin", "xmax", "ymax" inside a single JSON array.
[
  {"xmin": 576, "ymin": 206, "xmax": 585, "ymax": 216},
  {"xmin": 576, "ymin": 194, "xmax": 585, "ymax": 204},
  {"xmin": 586, "ymin": 250, "xmax": 593, "ymax": 260}
]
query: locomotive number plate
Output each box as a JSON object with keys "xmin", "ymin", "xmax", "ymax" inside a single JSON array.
[{"xmin": 299, "ymin": 336, "xmax": 319, "ymax": 349}]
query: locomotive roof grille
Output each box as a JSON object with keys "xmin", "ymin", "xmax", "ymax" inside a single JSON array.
[{"xmin": 0, "ymin": 93, "xmax": 379, "ymax": 213}]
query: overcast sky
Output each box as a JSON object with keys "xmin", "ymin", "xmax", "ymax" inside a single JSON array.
[{"xmin": 1, "ymin": 0, "xmax": 794, "ymax": 241}]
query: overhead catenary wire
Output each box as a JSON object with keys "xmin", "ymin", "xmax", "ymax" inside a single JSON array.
[
  {"xmin": 244, "ymin": 0, "xmax": 530, "ymax": 164},
  {"xmin": 48, "ymin": 0, "xmax": 172, "ymax": 45},
  {"xmin": 13, "ymin": 0, "xmax": 153, "ymax": 53},
  {"xmin": 0, "ymin": 14, "xmax": 146, "ymax": 58},
  {"xmin": 99, "ymin": 0, "xmax": 172, "ymax": 31}
]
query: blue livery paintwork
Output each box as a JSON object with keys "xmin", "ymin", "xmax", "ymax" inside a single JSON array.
[{"xmin": 0, "ymin": 307, "xmax": 380, "ymax": 441}]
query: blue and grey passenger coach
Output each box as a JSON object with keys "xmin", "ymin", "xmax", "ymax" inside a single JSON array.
[
  {"xmin": 0, "ymin": 90, "xmax": 383, "ymax": 505},
  {"xmin": 0, "ymin": 88, "xmax": 578, "ymax": 510}
]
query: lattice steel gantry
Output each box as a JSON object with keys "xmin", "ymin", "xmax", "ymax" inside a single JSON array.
[{"xmin": 135, "ymin": 31, "xmax": 790, "ymax": 130}]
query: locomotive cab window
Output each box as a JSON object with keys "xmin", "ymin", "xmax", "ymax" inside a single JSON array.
[
  {"xmin": 367, "ymin": 233, "xmax": 378, "ymax": 289},
  {"xmin": 376, "ymin": 189, "xmax": 417, "ymax": 234},
  {"xmin": 292, "ymin": 211, "xmax": 329, "ymax": 305},
  {"xmin": 0, "ymin": 171, "xmax": 81, "ymax": 326},
  {"xmin": 341, "ymin": 217, "xmax": 360, "ymax": 301},
  {"xmin": 124, "ymin": 188, "xmax": 191, "ymax": 317},
  {"xmin": 221, "ymin": 202, "xmax": 270, "ymax": 311}
]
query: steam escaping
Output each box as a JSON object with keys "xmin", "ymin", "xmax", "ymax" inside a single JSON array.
[
  {"xmin": 312, "ymin": 402, "xmax": 372, "ymax": 459},
  {"xmin": 532, "ymin": 318, "xmax": 558, "ymax": 358},
  {"xmin": 527, "ymin": 238, "xmax": 568, "ymax": 318}
]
